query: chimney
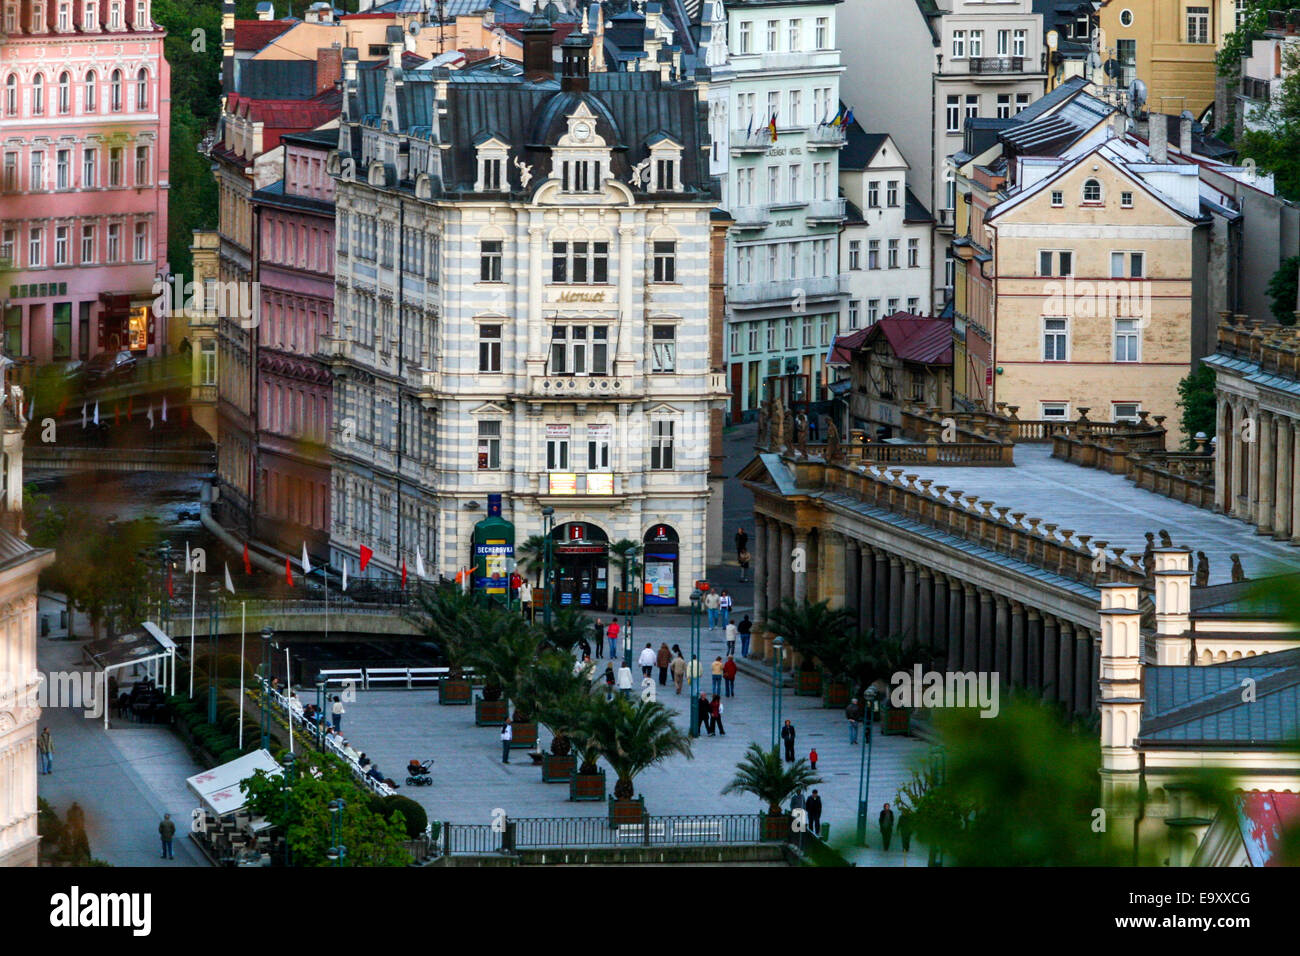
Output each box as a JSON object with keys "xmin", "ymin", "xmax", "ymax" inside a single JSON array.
[
  {"xmin": 1179, "ymin": 115, "xmax": 1193, "ymax": 155},
  {"xmin": 316, "ymin": 45, "xmax": 342, "ymax": 95},
  {"xmin": 1110, "ymin": 110, "xmax": 1126, "ymax": 139},
  {"xmin": 342, "ymin": 46, "xmax": 359, "ymax": 86},
  {"xmin": 1098, "ymin": 582, "xmax": 1144, "ymax": 810},
  {"xmin": 1148, "ymin": 114, "xmax": 1167, "ymax": 163},
  {"xmin": 255, "ymin": 1, "xmax": 274, "ymax": 21},
  {"xmin": 1152, "ymin": 548, "xmax": 1193, "ymax": 665},
  {"xmin": 560, "ymin": 31, "xmax": 592, "ymax": 92},
  {"xmin": 522, "ymin": 12, "xmax": 555, "ymax": 81},
  {"xmin": 387, "ymin": 24, "xmax": 404, "ymax": 69},
  {"xmin": 221, "ymin": 0, "xmax": 236, "ymax": 94}
]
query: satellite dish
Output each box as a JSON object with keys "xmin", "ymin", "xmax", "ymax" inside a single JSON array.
[
  {"xmin": 1180, "ymin": 109, "xmax": 1195, "ymax": 122},
  {"xmin": 409, "ymin": 21, "xmax": 421, "ymax": 35},
  {"xmin": 1103, "ymin": 58, "xmax": 1120, "ymax": 79},
  {"xmin": 1128, "ymin": 78, "xmax": 1148, "ymax": 111},
  {"xmin": 1085, "ymin": 50, "xmax": 1101, "ymax": 73}
]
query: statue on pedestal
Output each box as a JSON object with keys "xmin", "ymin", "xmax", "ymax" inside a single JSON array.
[
  {"xmin": 825, "ymin": 418, "xmax": 842, "ymax": 463},
  {"xmin": 1195, "ymin": 551, "xmax": 1210, "ymax": 588},
  {"xmin": 757, "ymin": 402, "xmax": 769, "ymax": 449}
]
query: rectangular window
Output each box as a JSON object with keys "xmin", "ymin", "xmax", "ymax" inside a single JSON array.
[
  {"xmin": 765, "ymin": 321, "xmax": 775, "ymax": 351},
  {"xmin": 54, "ymin": 225, "xmax": 68, "ymax": 265},
  {"xmin": 738, "ymin": 21, "xmax": 752, "ymax": 54},
  {"xmin": 109, "ymin": 147, "xmax": 122, "ymax": 186},
  {"xmin": 997, "ymin": 29, "xmax": 1009, "ymax": 56},
  {"xmin": 652, "ymin": 325, "xmax": 676, "ymax": 373},
  {"xmin": 868, "ymin": 299, "xmax": 879, "ymax": 324},
  {"xmin": 868, "ymin": 239, "xmax": 880, "ymax": 270},
  {"xmin": 848, "ymin": 240, "xmax": 861, "ymax": 270},
  {"xmin": 477, "ymin": 420, "xmax": 501, "ymax": 470},
  {"xmin": 946, "ymin": 95, "xmax": 961, "ymax": 133},
  {"xmin": 1115, "ymin": 319, "xmax": 1140, "ymax": 362},
  {"xmin": 135, "ymin": 145, "xmax": 148, "ymax": 185},
  {"xmin": 482, "ymin": 157, "xmax": 502, "ymax": 190},
  {"xmin": 30, "ymin": 151, "xmax": 45, "ymax": 191},
  {"xmin": 788, "ymin": 19, "xmax": 801, "ymax": 51},
  {"xmin": 969, "ymin": 29, "xmax": 983, "ymax": 57},
  {"xmin": 965, "ymin": 94, "xmax": 979, "ymax": 121},
  {"xmin": 887, "ymin": 297, "xmax": 899, "ymax": 314},
  {"xmin": 56, "ymin": 149, "xmax": 70, "ymax": 189},
  {"xmin": 887, "ymin": 239, "xmax": 899, "ymax": 269},
  {"xmin": 815, "ymin": 16, "xmax": 829, "ymax": 49},
  {"xmin": 2, "ymin": 152, "xmax": 14, "ymax": 191},
  {"xmin": 1051, "ymin": 190, "xmax": 1064, "ymax": 207},
  {"xmin": 907, "ymin": 297, "xmax": 919, "ymax": 313},
  {"xmin": 767, "ymin": 19, "xmax": 779, "ymax": 51},
  {"xmin": 1043, "ymin": 318, "xmax": 1068, "ymax": 361},
  {"xmin": 1121, "ymin": 191, "xmax": 1134, "ymax": 208},
  {"xmin": 848, "ymin": 300, "xmax": 860, "ymax": 329},
  {"xmin": 133, "ymin": 221, "xmax": 147, "ymax": 261},
  {"xmin": 907, "ymin": 238, "xmax": 919, "ymax": 268},
  {"xmin": 887, "ymin": 180, "xmax": 899, "ymax": 207},
  {"xmin": 586, "ymin": 424, "xmax": 611, "ymax": 471},
  {"xmin": 0, "ymin": 228, "xmax": 13, "ymax": 266},
  {"xmin": 997, "ymin": 94, "xmax": 1012, "ymax": 119},
  {"xmin": 1015, "ymin": 92, "xmax": 1031, "ymax": 113},
  {"xmin": 1116, "ymin": 39, "xmax": 1137, "ymax": 87},
  {"xmin": 3, "ymin": 305, "xmax": 19, "ymax": 354},
  {"xmin": 788, "ymin": 164, "xmax": 801, "ymax": 202},
  {"xmin": 952, "ymin": 29, "xmax": 965, "ymax": 58},
  {"xmin": 107, "ymin": 222, "xmax": 120, "ymax": 262},
  {"xmin": 1013, "ymin": 29, "xmax": 1026, "ymax": 57},
  {"xmin": 1039, "ymin": 250, "xmax": 1073, "ymax": 276},
  {"xmin": 652, "ymin": 240, "xmax": 676, "ymax": 283},
  {"xmin": 546, "ymin": 425, "xmax": 570, "ymax": 471},
  {"xmin": 650, "ymin": 420, "xmax": 674, "ymax": 470},
  {"xmin": 200, "ymin": 339, "xmax": 216, "ymax": 385},
  {"xmin": 480, "ymin": 239, "xmax": 502, "ymax": 281},
  {"xmin": 1187, "ymin": 6, "xmax": 1209, "ymax": 43},
  {"xmin": 747, "ymin": 324, "xmax": 759, "ymax": 352},
  {"xmin": 867, "ymin": 180, "xmax": 879, "ymax": 208},
  {"xmin": 1113, "ymin": 402, "xmax": 1141, "ymax": 423},
  {"xmin": 52, "ymin": 302, "xmax": 71, "ymax": 359},
  {"xmin": 28, "ymin": 227, "xmax": 43, "ymax": 267},
  {"xmin": 80, "ymin": 224, "xmax": 95, "ymax": 263},
  {"xmin": 478, "ymin": 323, "xmax": 502, "ymax": 372}
]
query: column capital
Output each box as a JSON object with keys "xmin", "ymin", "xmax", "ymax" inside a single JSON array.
[
  {"xmin": 845, "ymin": 537, "xmax": 860, "ymax": 554},
  {"xmin": 918, "ymin": 565, "xmax": 932, "ymax": 579},
  {"xmin": 962, "ymin": 580, "xmax": 976, "ymax": 594},
  {"xmin": 1059, "ymin": 619, "xmax": 1075, "ymax": 636},
  {"xmin": 1027, "ymin": 607, "xmax": 1041, "ymax": 621},
  {"xmin": 1010, "ymin": 600, "xmax": 1025, "ymax": 613},
  {"xmin": 889, "ymin": 554, "xmax": 902, "ymax": 567},
  {"xmin": 994, "ymin": 593, "xmax": 1009, "ymax": 607}
]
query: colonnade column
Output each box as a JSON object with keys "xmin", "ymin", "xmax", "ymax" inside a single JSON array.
[
  {"xmin": 977, "ymin": 588, "xmax": 994, "ymax": 672},
  {"xmin": 873, "ymin": 550, "xmax": 889, "ymax": 636},
  {"xmin": 1058, "ymin": 620, "xmax": 1075, "ymax": 708},
  {"xmin": 1256, "ymin": 409, "xmax": 1273, "ymax": 533},
  {"xmin": 901, "ymin": 561, "xmax": 918, "ymax": 646},
  {"xmin": 887, "ymin": 557, "xmax": 903, "ymax": 637},
  {"xmin": 1075, "ymin": 627, "xmax": 1093, "ymax": 715},
  {"xmin": 947, "ymin": 579, "xmax": 963, "ymax": 672},
  {"xmin": 1042, "ymin": 614, "xmax": 1059, "ymax": 701},
  {"xmin": 994, "ymin": 595, "xmax": 1010, "ymax": 681},
  {"xmin": 792, "ymin": 530, "xmax": 809, "ymax": 604},
  {"xmin": 1292, "ymin": 422, "xmax": 1300, "ymax": 546},
  {"xmin": 753, "ymin": 517, "xmax": 768, "ymax": 624},
  {"xmin": 1275, "ymin": 419, "xmax": 1293, "ymax": 540},
  {"xmin": 1214, "ymin": 396, "xmax": 1229, "ymax": 513},
  {"xmin": 917, "ymin": 568, "xmax": 933, "ymax": 651},
  {"xmin": 962, "ymin": 583, "xmax": 979, "ymax": 671},
  {"xmin": 1009, "ymin": 602, "xmax": 1026, "ymax": 688},
  {"xmin": 858, "ymin": 545, "xmax": 874, "ymax": 636},
  {"xmin": 932, "ymin": 574, "xmax": 949, "ymax": 658},
  {"xmin": 780, "ymin": 524, "xmax": 794, "ymax": 604},
  {"xmin": 845, "ymin": 540, "xmax": 860, "ymax": 626},
  {"xmin": 1026, "ymin": 608, "xmax": 1042, "ymax": 692}
]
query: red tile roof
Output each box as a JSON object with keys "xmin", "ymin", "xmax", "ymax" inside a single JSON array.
[
  {"xmin": 227, "ymin": 90, "xmax": 342, "ymax": 151},
  {"xmin": 829, "ymin": 314, "xmax": 953, "ymax": 367},
  {"xmin": 234, "ymin": 19, "xmax": 297, "ymax": 52}
]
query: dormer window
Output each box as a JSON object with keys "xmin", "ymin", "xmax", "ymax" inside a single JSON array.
[
  {"xmin": 646, "ymin": 135, "xmax": 684, "ymax": 192},
  {"xmin": 473, "ymin": 136, "xmax": 509, "ymax": 192},
  {"xmin": 554, "ymin": 105, "xmax": 611, "ymax": 196},
  {"xmin": 562, "ymin": 159, "xmax": 600, "ymax": 192}
]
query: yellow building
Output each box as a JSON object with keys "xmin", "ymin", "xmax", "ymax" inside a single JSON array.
[
  {"xmin": 985, "ymin": 139, "xmax": 1209, "ymax": 439},
  {"xmin": 1096, "ymin": 0, "xmax": 1226, "ymax": 117}
]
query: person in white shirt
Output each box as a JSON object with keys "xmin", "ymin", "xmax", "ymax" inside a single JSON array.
[
  {"xmin": 725, "ymin": 621, "xmax": 738, "ymax": 657},
  {"xmin": 287, "ymin": 691, "xmax": 304, "ymax": 718},
  {"xmin": 331, "ymin": 695, "xmax": 345, "ymax": 732},
  {"xmin": 718, "ymin": 590, "xmax": 733, "ymax": 628},
  {"xmin": 637, "ymin": 642, "xmax": 656, "ymax": 677},
  {"xmin": 501, "ymin": 722, "xmax": 513, "ymax": 763},
  {"xmin": 704, "ymin": 589, "xmax": 721, "ymax": 629},
  {"xmin": 518, "ymin": 581, "xmax": 533, "ymax": 618},
  {"xmin": 616, "ymin": 663, "xmax": 634, "ymax": 698}
]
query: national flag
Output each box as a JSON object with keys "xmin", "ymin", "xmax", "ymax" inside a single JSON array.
[
  {"xmin": 359, "ymin": 545, "xmax": 373, "ymax": 572},
  {"xmin": 184, "ymin": 541, "xmax": 192, "ymax": 574},
  {"xmin": 746, "ymin": 113, "xmax": 754, "ymax": 137},
  {"xmin": 768, "ymin": 114, "xmax": 778, "ymax": 143},
  {"xmin": 147, "ymin": 403, "xmax": 155, "ymax": 429},
  {"xmin": 161, "ymin": 396, "xmax": 168, "ymax": 422},
  {"xmin": 224, "ymin": 562, "xmax": 235, "ymax": 594},
  {"xmin": 341, "ymin": 559, "xmax": 349, "ymax": 592},
  {"xmin": 242, "ymin": 542, "xmax": 252, "ymax": 576},
  {"xmin": 26, "ymin": 396, "xmax": 33, "ymax": 420},
  {"xmin": 829, "ymin": 105, "xmax": 845, "ymax": 127},
  {"xmin": 843, "ymin": 108, "xmax": 855, "ymax": 128},
  {"xmin": 415, "ymin": 546, "xmax": 426, "ymax": 579},
  {"xmin": 301, "ymin": 542, "xmax": 312, "ymax": 575},
  {"xmin": 166, "ymin": 566, "xmax": 174, "ymax": 598},
  {"xmin": 93, "ymin": 402, "xmax": 99, "ymax": 426},
  {"xmin": 285, "ymin": 558, "xmax": 294, "ymax": 587},
  {"xmin": 401, "ymin": 558, "xmax": 408, "ymax": 589},
  {"xmin": 81, "ymin": 403, "xmax": 87, "ymax": 429}
]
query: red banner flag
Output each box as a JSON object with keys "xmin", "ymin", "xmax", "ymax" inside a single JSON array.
[
  {"xmin": 57, "ymin": 396, "xmax": 68, "ymax": 418},
  {"xmin": 285, "ymin": 558, "xmax": 294, "ymax": 588},
  {"xmin": 242, "ymin": 542, "xmax": 252, "ymax": 576},
  {"xmin": 401, "ymin": 558, "xmax": 408, "ymax": 589},
  {"xmin": 359, "ymin": 545, "xmax": 373, "ymax": 572},
  {"xmin": 166, "ymin": 566, "xmax": 174, "ymax": 598}
]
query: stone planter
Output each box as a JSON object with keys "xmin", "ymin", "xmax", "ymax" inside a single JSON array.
[
  {"xmin": 761, "ymin": 812, "xmax": 792, "ymax": 842},
  {"xmin": 822, "ymin": 680, "xmax": 851, "ymax": 709},
  {"xmin": 569, "ymin": 769, "xmax": 606, "ymax": 802},
  {"xmin": 608, "ymin": 795, "xmax": 646, "ymax": 828},
  {"xmin": 794, "ymin": 669, "xmax": 822, "ymax": 697},
  {"xmin": 438, "ymin": 678, "xmax": 472, "ymax": 705},
  {"xmin": 475, "ymin": 697, "xmax": 509, "ymax": 726},
  {"xmin": 542, "ymin": 752, "xmax": 576, "ymax": 783},
  {"xmin": 882, "ymin": 707, "xmax": 912, "ymax": 736},
  {"xmin": 508, "ymin": 721, "xmax": 538, "ymax": 749}
]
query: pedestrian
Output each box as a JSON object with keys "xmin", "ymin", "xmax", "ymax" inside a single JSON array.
[
  {"xmin": 603, "ymin": 662, "xmax": 616, "ymax": 701},
  {"xmin": 577, "ymin": 634, "xmax": 591, "ymax": 659},
  {"xmin": 519, "ymin": 580, "xmax": 533, "ymax": 619},
  {"xmin": 331, "ymin": 695, "xmax": 345, "ymax": 732},
  {"xmin": 722, "ymin": 655, "xmax": 737, "ymax": 697},
  {"xmin": 671, "ymin": 652, "xmax": 686, "ymax": 693},
  {"xmin": 500, "ymin": 722, "xmax": 513, "ymax": 763},
  {"xmin": 737, "ymin": 615, "xmax": 752, "ymax": 658},
  {"xmin": 808, "ymin": 747, "xmax": 818, "ymax": 770},
  {"xmin": 725, "ymin": 620, "xmax": 738, "ymax": 656},
  {"xmin": 734, "ymin": 527, "xmax": 748, "ymax": 565},
  {"xmin": 638, "ymin": 642, "xmax": 656, "ymax": 678},
  {"xmin": 806, "ymin": 790, "xmax": 823, "ymax": 836},
  {"xmin": 574, "ymin": 653, "xmax": 593, "ymax": 679},
  {"xmin": 617, "ymin": 662, "xmax": 634, "ymax": 699},
  {"xmin": 845, "ymin": 697, "xmax": 861, "ymax": 744},
  {"xmin": 898, "ymin": 806, "xmax": 913, "ymax": 859},
  {"xmin": 710, "ymin": 694, "xmax": 726, "ymax": 735},
  {"xmin": 738, "ymin": 548, "xmax": 751, "ymax": 582},
  {"xmin": 158, "ymin": 813, "xmax": 176, "ymax": 860},
  {"xmin": 710, "ymin": 656, "xmax": 724, "ymax": 696},
  {"xmin": 606, "ymin": 619, "xmax": 621, "ymax": 659},
  {"xmin": 37, "ymin": 727, "xmax": 53, "ymax": 775},
  {"xmin": 790, "ymin": 789, "xmax": 805, "ymax": 815},
  {"xmin": 781, "ymin": 719, "xmax": 796, "ymax": 762},
  {"xmin": 719, "ymin": 590, "xmax": 733, "ymax": 628},
  {"xmin": 704, "ymin": 588, "xmax": 721, "ymax": 629},
  {"xmin": 593, "ymin": 617, "xmax": 605, "ymax": 657},
  {"xmin": 879, "ymin": 803, "xmax": 895, "ymax": 850},
  {"xmin": 656, "ymin": 642, "xmax": 672, "ymax": 686},
  {"xmin": 688, "ymin": 654, "xmax": 701, "ymax": 692},
  {"xmin": 697, "ymin": 692, "xmax": 713, "ymax": 736}
]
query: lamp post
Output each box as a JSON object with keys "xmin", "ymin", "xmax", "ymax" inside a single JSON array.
[
  {"xmin": 327, "ymin": 798, "xmax": 347, "ymax": 867},
  {"xmin": 541, "ymin": 506, "xmax": 555, "ymax": 628},
  {"xmin": 855, "ymin": 686, "xmax": 881, "ymax": 846},
  {"xmin": 770, "ymin": 636, "xmax": 785, "ymax": 753},
  {"xmin": 316, "ymin": 677, "xmax": 327, "ymax": 752},
  {"xmin": 280, "ymin": 751, "xmax": 296, "ymax": 867},
  {"xmin": 157, "ymin": 544, "xmax": 172, "ymax": 634},
  {"xmin": 207, "ymin": 582, "xmax": 220, "ymax": 725},
  {"xmin": 688, "ymin": 588, "xmax": 702, "ymax": 737},
  {"xmin": 260, "ymin": 626, "xmax": 274, "ymax": 751}
]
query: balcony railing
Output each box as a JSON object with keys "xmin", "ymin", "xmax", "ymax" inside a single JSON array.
[
  {"xmin": 1240, "ymin": 76, "xmax": 1273, "ymax": 101},
  {"xmin": 728, "ymin": 274, "xmax": 846, "ymax": 307},
  {"xmin": 728, "ymin": 204, "xmax": 772, "ymax": 229},
  {"xmin": 730, "ymin": 128, "xmax": 773, "ymax": 153},
  {"xmin": 529, "ymin": 374, "xmax": 635, "ymax": 398},
  {"xmin": 806, "ymin": 124, "xmax": 848, "ymax": 148},
  {"xmin": 969, "ymin": 56, "xmax": 1025, "ymax": 74},
  {"xmin": 806, "ymin": 197, "xmax": 847, "ymax": 223}
]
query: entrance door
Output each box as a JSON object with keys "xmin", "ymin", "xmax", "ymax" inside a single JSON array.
[{"xmin": 730, "ymin": 363, "xmax": 744, "ymax": 424}]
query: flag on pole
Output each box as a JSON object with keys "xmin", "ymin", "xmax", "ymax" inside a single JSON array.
[
  {"xmin": 161, "ymin": 396, "xmax": 168, "ymax": 422},
  {"xmin": 843, "ymin": 107, "xmax": 855, "ymax": 127},
  {"xmin": 147, "ymin": 403, "xmax": 155, "ymax": 429},
  {"xmin": 768, "ymin": 114, "xmax": 778, "ymax": 143},
  {"xmin": 301, "ymin": 542, "xmax": 312, "ymax": 575},
  {"xmin": 184, "ymin": 541, "xmax": 192, "ymax": 574},
  {"xmin": 224, "ymin": 562, "xmax": 235, "ymax": 594},
  {"xmin": 285, "ymin": 558, "xmax": 294, "ymax": 588},
  {"xmin": 359, "ymin": 545, "xmax": 373, "ymax": 572},
  {"xmin": 242, "ymin": 542, "xmax": 252, "ymax": 576},
  {"xmin": 27, "ymin": 396, "xmax": 34, "ymax": 420},
  {"xmin": 167, "ymin": 566, "xmax": 174, "ymax": 598},
  {"xmin": 81, "ymin": 403, "xmax": 87, "ymax": 429},
  {"xmin": 401, "ymin": 558, "xmax": 408, "ymax": 589},
  {"xmin": 415, "ymin": 546, "xmax": 426, "ymax": 579},
  {"xmin": 93, "ymin": 402, "xmax": 99, "ymax": 426},
  {"xmin": 746, "ymin": 113, "xmax": 753, "ymax": 137},
  {"xmin": 341, "ymin": 559, "xmax": 349, "ymax": 592}
]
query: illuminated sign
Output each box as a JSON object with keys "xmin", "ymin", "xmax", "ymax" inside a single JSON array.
[
  {"xmin": 586, "ymin": 473, "xmax": 613, "ymax": 495},
  {"xmin": 548, "ymin": 473, "xmax": 577, "ymax": 494}
]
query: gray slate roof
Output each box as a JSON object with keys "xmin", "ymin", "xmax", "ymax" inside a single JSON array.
[{"xmin": 1141, "ymin": 649, "xmax": 1300, "ymax": 746}]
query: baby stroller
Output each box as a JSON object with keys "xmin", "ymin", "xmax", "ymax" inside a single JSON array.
[{"xmin": 405, "ymin": 758, "xmax": 434, "ymax": 787}]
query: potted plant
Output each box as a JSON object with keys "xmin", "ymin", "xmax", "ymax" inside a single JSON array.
[
  {"xmin": 816, "ymin": 630, "xmax": 854, "ymax": 708},
  {"xmin": 609, "ymin": 539, "xmax": 642, "ymax": 615},
  {"xmin": 467, "ymin": 618, "xmax": 544, "ymax": 750},
  {"xmin": 406, "ymin": 583, "xmax": 479, "ymax": 705},
  {"xmin": 582, "ymin": 696, "xmax": 692, "ymax": 824},
  {"xmin": 765, "ymin": 598, "xmax": 853, "ymax": 698},
  {"xmin": 722, "ymin": 742, "xmax": 823, "ymax": 841},
  {"xmin": 844, "ymin": 635, "xmax": 933, "ymax": 736},
  {"xmin": 795, "ymin": 658, "xmax": 822, "ymax": 697},
  {"xmin": 524, "ymin": 650, "xmax": 594, "ymax": 783},
  {"xmin": 566, "ymin": 696, "xmax": 608, "ymax": 801}
]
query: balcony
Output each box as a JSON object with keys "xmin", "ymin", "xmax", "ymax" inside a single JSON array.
[
  {"xmin": 935, "ymin": 207, "xmax": 955, "ymax": 230},
  {"xmin": 1240, "ymin": 76, "xmax": 1274, "ymax": 102},
  {"xmin": 806, "ymin": 125, "xmax": 847, "ymax": 149},
  {"xmin": 968, "ymin": 56, "xmax": 1026, "ymax": 75},
  {"xmin": 805, "ymin": 197, "xmax": 847, "ymax": 224},
  {"xmin": 730, "ymin": 128, "xmax": 773, "ymax": 155},
  {"xmin": 528, "ymin": 375, "xmax": 636, "ymax": 399},
  {"xmin": 728, "ymin": 274, "xmax": 847, "ymax": 309},
  {"xmin": 728, "ymin": 204, "xmax": 773, "ymax": 230}
]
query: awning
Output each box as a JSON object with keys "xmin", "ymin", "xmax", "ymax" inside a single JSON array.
[
  {"xmin": 186, "ymin": 749, "xmax": 282, "ymax": 818},
  {"xmin": 83, "ymin": 622, "xmax": 177, "ymax": 670}
]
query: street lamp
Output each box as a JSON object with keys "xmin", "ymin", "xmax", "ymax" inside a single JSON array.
[
  {"xmin": 770, "ymin": 636, "xmax": 785, "ymax": 754},
  {"xmin": 855, "ymin": 685, "xmax": 881, "ymax": 846},
  {"xmin": 260, "ymin": 626, "xmax": 274, "ymax": 751},
  {"xmin": 157, "ymin": 544, "xmax": 172, "ymax": 634},
  {"xmin": 688, "ymin": 588, "xmax": 703, "ymax": 737},
  {"xmin": 541, "ymin": 507, "xmax": 555, "ymax": 628},
  {"xmin": 207, "ymin": 581, "xmax": 220, "ymax": 725},
  {"xmin": 315, "ymin": 677, "xmax": 327, "ymax": 752},
  {"xmin": 280, "ymin": 751, "xmax": 297, "ymax": 867},
  {"xmin": 327, "ymin": 798, "xmax": 347, "ymax": 867}
]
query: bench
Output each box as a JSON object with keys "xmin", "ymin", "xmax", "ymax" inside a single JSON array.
[
  {"xmin": 616, "ymin": 822, "xmax": 667, "ymax": 842},
  {"xmin": 667, "ymin": 820, "xmax": 722, "ymax": 841},
  {"xmin": 317, "ymin": 669, "xmax": 364, "ymax": 690}
]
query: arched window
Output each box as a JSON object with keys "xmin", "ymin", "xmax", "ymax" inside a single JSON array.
[
  {"xmin": 32, "ymin": 74, "xmax": 44, "ymax": 115},
  {"xmin": 3, "ymin": 75, "xmax": 15, "ymax": 116},
  {"xmin": 1082, "ymin": 178, "xmax": 1102, "ymax": 203},
  {"xmin": 110, "ymin": 69, "xmax": 122, "ymax": 111},
  {"xmin": 85, "ymin": 71, "xmax": 97, "ymax": 112},
  {"xmin": 58, "ymin": 72, "xmax": 70, "ymax": 114},
  {"xmin": 135, "ymin": 68, "xmax": 147, "ymax": 110}
]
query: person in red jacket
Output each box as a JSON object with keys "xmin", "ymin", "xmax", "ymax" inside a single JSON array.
[
  {"xmin": 722, "ymin": 656, "xmax": 738, "ymax": 697},
  {"xmin": 709, "ymin": 694, "xmax": 726, "ymax": 736},
  {"xmin": 809, "ymin": 748, "xmax": 818, "ymax": 770}
]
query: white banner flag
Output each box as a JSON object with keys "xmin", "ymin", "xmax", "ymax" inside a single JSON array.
[
  {"xmin": 301, "ymin": 542, "xmax": 312, "ymax": 575},
  {"xmin": 224, "ymin": 562, "xmax": 235, "ymax": 594}
]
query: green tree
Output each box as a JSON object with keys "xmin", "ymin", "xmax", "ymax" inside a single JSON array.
[
  {"xmin": 608, "ymin": 539, "xmax": 642, "ymax": 594},
  {"xmin": 722, "ymin": 743, "xmax": 823, "ymax": 815},
  {"xmin": 524, "ymin": 649, "xmax": 599, "ymax": 757},
  {"xmin": 1267, "ymin": 255, "xmax": 1300, "ymax": 325},
  {"xmin": 1176, "ymin": 363, "xmax": 1217, "ymax": 449},
  {"xmin": 764, "ymin": 597, "xmax": 854, "ymax": 666},
  {"xmin": 515, "ymin": 534, "xmax": 547, "ymax": 585},
  {"xmin": 1235, "ymin": 42, "xmax": 1300, "ymax": 201},
  {"xmin": 536, "ymin": 606, "xmax": 590, "ymax": 654},
  {"xmin": 582, "ymin": 697, "xmax": 693, "ymax": 801}
]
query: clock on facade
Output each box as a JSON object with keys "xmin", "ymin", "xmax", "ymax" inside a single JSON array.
[{"xmin": 573, "ymin": 121, "xmax": 592, "ymax": 142}]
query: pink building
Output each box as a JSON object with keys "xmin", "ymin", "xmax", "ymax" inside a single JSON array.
[
  {"xmin": 252, "ymin": 128, "xmax": 335, "ymax": 554},
  {"xmin": 0, "ymin": 0, "xmax": 171, "ymax": 362}
]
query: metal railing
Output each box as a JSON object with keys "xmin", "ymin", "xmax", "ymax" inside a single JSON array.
[
  {"xmin": 436, "ymin": 813, "xmax": 768, "ymax": 857},
  {"xmin": 969, "ymin": 56, "xmax": 1025, "ymax": 74}
]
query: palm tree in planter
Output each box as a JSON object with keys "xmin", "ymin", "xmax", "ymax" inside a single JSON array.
[
  {"xmin": 538, "ymin": 606, "xmax": 590, "ymax": 655},
  {"xmin": 723, "ymin": 742, "xmax": 824, "ymax": 840},
  {"xmin": 564, "ymin": 693, "xmax": 609, "ymax": 801},
  {"xmin": 466, "ymin": 617, "xmax": 545, "ymax": 751},
  {"xmin": 406, "ymin": 582, "xmax": 481, "ymax": 706},
  {"xmin": 814, "ymin": 627, "xmax": 858, "ymax": 710},
  {"xmin": 765, "ymin": 598, "xmax": 854, "ymax": 697},
  {"xmin": 845, "ymin": 635, "xmax": 935, "ymax": 736},
  {"xmin": 515, "ymin": 534, "xmax": 547, "ymax": 586},
  {"xmin": 524, "ymin": 651, "xmax": 598, "ymax": 783},
  {"xmin": 608, "ymin": 539, "xmax": 642, "ymax": 613},
  {"xmin": 583, "ymin": 696, "xmax": 693, "ymax": 825}
]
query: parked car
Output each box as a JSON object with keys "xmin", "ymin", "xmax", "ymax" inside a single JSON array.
[{"xmin": 82, "ymin": 350, "xmax": 137, "ymax": 388}]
